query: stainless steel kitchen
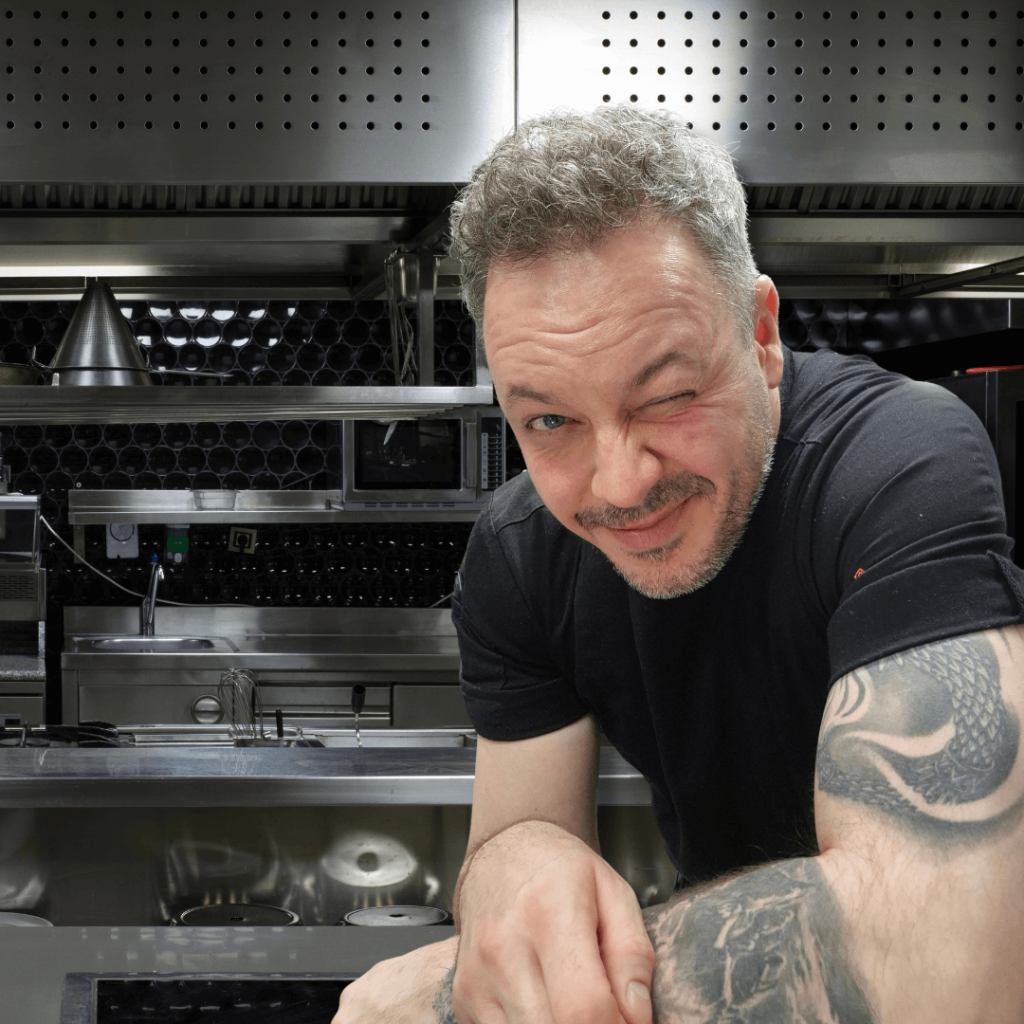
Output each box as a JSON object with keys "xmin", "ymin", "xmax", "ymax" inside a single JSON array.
[{"xmin": 0, "ymin": 1, "xmax": 1022, "ymax": 1022}]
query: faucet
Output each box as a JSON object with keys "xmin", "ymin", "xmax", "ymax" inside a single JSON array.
[{"xmin": 140, "ymin": 554, "xmax": 164, "ymax": 636}]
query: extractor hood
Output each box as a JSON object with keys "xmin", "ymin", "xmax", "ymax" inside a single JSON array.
[{"xmin": 0, "ymin": 0, "xmax": 1019, "ymax": 305}]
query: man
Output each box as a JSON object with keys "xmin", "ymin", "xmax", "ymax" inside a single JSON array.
[{"xmin": 335, "ymin": 107, "xmax": 1024, "ymax": 1023}]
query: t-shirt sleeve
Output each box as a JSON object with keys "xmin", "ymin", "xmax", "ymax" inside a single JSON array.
[
  {"xmin": 451, "ymin": 493, "xmax": 590, "ymax": 741},
  {"xmin": 815, "ymin": 378, "xmax": 1024, "ymax": 682}
]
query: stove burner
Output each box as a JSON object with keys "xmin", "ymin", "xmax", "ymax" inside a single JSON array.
[
  {"xmin": 342, "ymin": 905, "xmax": 450, "ymax": 926},
  {"xmin": 173, "ymin": 903, "xmax": 301, "ymax": 927}
]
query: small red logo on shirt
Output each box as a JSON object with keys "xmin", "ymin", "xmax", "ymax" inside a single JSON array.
[{"xmin": 853, "ymin": 567, "xmax": 865, "ymax": 580}]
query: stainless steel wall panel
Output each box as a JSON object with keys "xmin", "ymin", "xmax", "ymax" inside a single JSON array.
[
  {"xmin": 0, "ymin": 0, "xmax": 515, "ymax": 186},
  {"xmin": 517, "ymin": 0, "xmax": 1024, "ymax": 186}
]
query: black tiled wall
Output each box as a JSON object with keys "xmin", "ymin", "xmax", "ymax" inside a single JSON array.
[{"xmin": 0, "ymin": 298, "xmax": 479, "ymax": 722}]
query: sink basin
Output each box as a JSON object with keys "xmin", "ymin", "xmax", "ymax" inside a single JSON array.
[{"xmin": 85, "ymin": 636, "xmax": 233, "ymax": 653}]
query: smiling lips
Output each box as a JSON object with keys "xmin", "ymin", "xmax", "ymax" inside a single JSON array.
[{"xmin": 600, "ymin": 499, "xmax": 693, "ymax": 553}]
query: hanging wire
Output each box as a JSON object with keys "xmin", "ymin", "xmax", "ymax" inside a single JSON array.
[
  {"xmin": 384, "ymin": 249, "xmax": 418, "ymax": 385},
  {"xmin": 217, "ymin": 667, "xmax": 263, "ymax": 740}
]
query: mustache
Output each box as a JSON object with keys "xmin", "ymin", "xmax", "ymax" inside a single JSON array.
[{"xmin": 574, "ymin": 470, "xmax": 716, "ymax": 531}]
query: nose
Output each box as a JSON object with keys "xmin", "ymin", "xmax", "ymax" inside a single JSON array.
[{"xmin": 589, "ymin": 424, "xmax": 663, "ymax": 510}]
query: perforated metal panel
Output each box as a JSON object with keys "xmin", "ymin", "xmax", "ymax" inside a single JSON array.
[
  {"xmin": 0, "ymin": 0, "xmax": 514, "ymax": 187},
  {"xmin": 518, "ymin": 0, "xmax": 1024, "ymax": 186}
]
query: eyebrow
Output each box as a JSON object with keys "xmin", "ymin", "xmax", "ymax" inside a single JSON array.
[
  {"xmin": 629, "ymin": 350, "xmax": 699, "ymax": 391},
  {"xmin": 502, "ymin": 350, "xmax": 700, "ymax": 409},
  {"xmin": 502, "ymin": 382, "xmax": 557, "ymax": 407}
]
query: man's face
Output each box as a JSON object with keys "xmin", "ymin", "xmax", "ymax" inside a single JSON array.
[{"xmin": 483, "ymin": 220, "xmax": 784, "ymax": 599}]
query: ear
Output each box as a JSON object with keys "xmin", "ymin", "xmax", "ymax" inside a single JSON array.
[{"xmin": 753, "ymin": 276, "xmax": 784, "ymax": 390}]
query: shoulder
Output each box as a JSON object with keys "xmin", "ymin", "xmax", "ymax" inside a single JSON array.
[
  {"xmin": 782, "ymin": 349, "xmax": 990, "ymax": 457},
  {"xmin": 463, "ymin": 470, "xmax": 583, "ymax": 585}
]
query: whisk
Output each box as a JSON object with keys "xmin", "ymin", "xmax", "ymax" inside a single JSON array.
[{"xmin": 217, "ymin": 667, "xmax": 264, "ymax": 739}]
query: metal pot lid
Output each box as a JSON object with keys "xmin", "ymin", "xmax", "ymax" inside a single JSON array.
[
  {"xmin": 175, "ymin": 903, "xmax": 301, "ymax": 927},
  {"xmin": 342, "ymin": 905, "xmax": 450, "ymax": 927}
]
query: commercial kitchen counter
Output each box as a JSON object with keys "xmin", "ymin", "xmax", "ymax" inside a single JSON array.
[
  {"xmin": 1, "ymin": 924, "xmax": 450, "ymax": 1024},
  {"xmin": 0, "ymin": 744, "xmax": 653, "ymax": 807}
]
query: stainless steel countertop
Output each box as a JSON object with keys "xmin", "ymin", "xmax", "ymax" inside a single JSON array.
[
  {"xmin": 62, "ymin": 633, "xmax": 463, "ymax": 672},
  {"xmin": 62, "ymin": 606, "xmax": 464, "ymax": 673},
  {"xmin": 0, "ymin": 745, "xmax": 652, "ymax": 808},
  {"xmin": 1, "ymin": 924, "xmax": 452, "ymax": 1024}
]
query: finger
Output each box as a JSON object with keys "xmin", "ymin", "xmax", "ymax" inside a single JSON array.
[
  {"xmin": 535, "ymin": 913, "xmax": 623, "ymax": 1024},
  {"xmin": 593, "ymin": 870, "xmax": 656, "ymax": 1024},
  {"xmin": 455, "ymin": 942, "xmax": 556, "ymax": 1024}
]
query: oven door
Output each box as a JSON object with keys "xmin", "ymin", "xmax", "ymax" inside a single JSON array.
[{"xmin": 342, "ymin": 414, "xmax": 479, "ymax": 505}]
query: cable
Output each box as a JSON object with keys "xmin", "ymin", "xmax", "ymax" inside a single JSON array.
[
  {"xmin": 429, "ymin": 591, "xmax": 454, "ymax": 608},
  {"xmin": 40, "ymin": 515, "xmax": 252, "ymax": 608}
]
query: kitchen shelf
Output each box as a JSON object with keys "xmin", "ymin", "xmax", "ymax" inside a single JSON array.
[
  {"xmin": 68, "ymin": 489, "xmax": 482, "ymax": 524},
  {"xmin": 0, "ymin": 745, "xmax": 652, "ymax": 808},
  {"xmin": 0, "ymin": 382, "xmax": 493, "ymax": 425}
]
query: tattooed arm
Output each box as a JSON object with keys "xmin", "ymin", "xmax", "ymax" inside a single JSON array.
[
  {"xmin": 431, "ymin": 626, "xmax": 1024, "ymax": 1024},
  {"xmin": 638, "ymin": 627, "xmax": 1024, "ymax": 1024}
]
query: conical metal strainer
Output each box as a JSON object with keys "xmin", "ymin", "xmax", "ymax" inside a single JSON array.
[
  {"xmin": 34, "ymin": 280, "xmax": 231, "ymax": 386},
  {"xmin": 41, "ymin": 280, "xmax": 152, "ymax": 386}
]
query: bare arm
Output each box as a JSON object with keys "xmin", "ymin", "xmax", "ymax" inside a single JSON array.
[
  {"xmin": 451, "ymin": 713, "xmax": 655, "ymax": 1024},
  {"xmin": 453, "ymin": 712, "xmax": 601, "ymax": 925},
  {"xmin": 335, "ymin": 714, "xmax": 657, "ymax": 1024},
  {"xmin": 651, "ymin": 627, "xmax": 1024, "ymax": 1022},
  {"xmin": 437, "ymin": 626, "xmax": 1024, "ymax": 1023}
]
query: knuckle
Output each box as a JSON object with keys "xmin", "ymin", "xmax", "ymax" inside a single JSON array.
[
  {"xmin": 470, "ymin": 919, "xmax": 509, "ymax": 967},
  {"xmin": 552, "ymin": 989, "xmax": 616, "ymax": 1024}
]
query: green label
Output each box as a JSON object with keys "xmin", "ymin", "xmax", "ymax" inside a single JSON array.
[{"xmin": 167, "ymin": 536, "xmax": 190, "ymax": 554}]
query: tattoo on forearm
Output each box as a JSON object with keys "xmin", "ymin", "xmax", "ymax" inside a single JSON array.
[
  {"xmin": 643, "ymin": 858, "xmax": 874, "ymax": 1024},
  {"xmin": 818, "ymin": 633, "xmax": 1023, "ymax": 839},
  {"xmin": 434, "ymin": 964, "xmax": 456, "ymax": 1024}
]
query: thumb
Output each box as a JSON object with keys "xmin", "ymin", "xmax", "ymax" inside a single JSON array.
[{"xmin": 593, "ymin": 870, "xmax": 656, "ymax": 1024}]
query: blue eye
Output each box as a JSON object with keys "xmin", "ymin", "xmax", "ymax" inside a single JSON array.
[{"xmin": 531, "ymin": 414, "xmax": 568, "ymax": 432}]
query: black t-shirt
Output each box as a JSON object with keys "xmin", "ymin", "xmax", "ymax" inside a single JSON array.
[{"xmin": 452, "ymin": 348, "xmax": 1024, "ymax": 884}]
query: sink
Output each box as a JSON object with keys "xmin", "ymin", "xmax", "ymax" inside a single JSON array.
[{"xmin": 85, "ymin": 636, "xmax": 235, "ymax": 653}]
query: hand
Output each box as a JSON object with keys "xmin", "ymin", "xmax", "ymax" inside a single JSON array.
[
  {"xmin": 332, "ymin": 935, "xmax": 458, "ymax": 1024},
  {"xmin": 453, "ymin": 820, "xmax": 655, "ymax": 1024}
]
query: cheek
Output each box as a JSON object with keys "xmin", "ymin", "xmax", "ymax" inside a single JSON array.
[
  {"xmin": 523, "ymin": 446, "xmax": 588, "ymax": 509},
  {"xmin": 646, "ymin": 414, "xmax": 726, "ymax": 473}
]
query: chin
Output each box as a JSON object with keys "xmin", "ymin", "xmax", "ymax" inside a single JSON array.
[{"xmin": 609, "ymin": 541, "xmax": 732, "ymax": 600}]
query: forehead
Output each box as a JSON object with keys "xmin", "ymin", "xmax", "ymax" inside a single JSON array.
[{"xmin": 481, "ymin": 221, "xmax": 721, "ymax": 370}]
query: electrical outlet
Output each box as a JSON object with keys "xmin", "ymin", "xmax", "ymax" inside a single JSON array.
[
  {"xmin": 164, "ymin": 524, "xmax": 190, "ymax": 565},
  {"xmin": 228, "ymin": 527, "xmax": 257, "ymax": 554}
]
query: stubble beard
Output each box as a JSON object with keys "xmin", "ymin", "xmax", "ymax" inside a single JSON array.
[{"xmin": 576, "ymin": 381, "xmax": 777, "ymax": 600}]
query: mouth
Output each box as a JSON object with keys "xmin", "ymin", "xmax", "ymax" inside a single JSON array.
[{"xmin": 600, "ymin": 499, "xmax": 692, "ymax": 553}]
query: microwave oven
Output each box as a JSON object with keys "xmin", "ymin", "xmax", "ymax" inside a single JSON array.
[{"xmin": 328, "ymin": 406, "xmax": 508, "ymax": 511}]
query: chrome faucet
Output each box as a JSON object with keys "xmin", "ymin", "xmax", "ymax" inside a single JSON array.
[{"xmin": 140, "ymin": 555, "xmax": 164, "ymax": 636}]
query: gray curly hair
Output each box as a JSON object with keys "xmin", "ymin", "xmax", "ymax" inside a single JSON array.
[{"xmin": 449, "ymin": 105, "xmax": 758, "ymax": 363}]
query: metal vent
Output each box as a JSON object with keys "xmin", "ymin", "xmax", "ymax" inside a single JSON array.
[
  {"xmin": 746, "ymin": 182, "xmax": 1024, "ymax": 212},
  {"xmin": 0, "ymin": 181, "xmax": 455, "ymax": 212},
  {"xmin": 518, "ymin": 0, "xmax": 1024, "ymax": 186},
  {"xmin": 0, "ymin": 0, "xmax": 514, "ymax": 185}
]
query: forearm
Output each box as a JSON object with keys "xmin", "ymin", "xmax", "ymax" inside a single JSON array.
[
  {"xmin": 639, "ymin": 845, "xmax": 1024, "ymax": 1024},
  {"xmin": 453, "ymin": 816, "xmax": 598, "ymax": 929},
  {"xmin": 435, "ymin": 855, "xmax": 869, "ymax": 1024},
  {"xmin": 434, "ymin": 964, "xmax": 457, "ymax": 1024},
  {"xmin": 641, "ymin": 856, "xmax": 873, "ymax": 1024}
]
